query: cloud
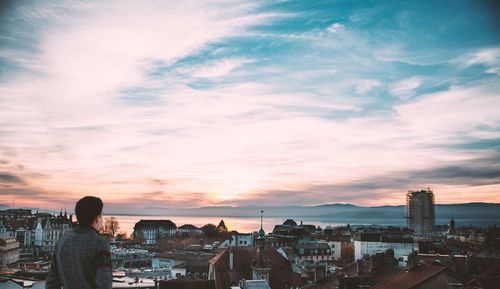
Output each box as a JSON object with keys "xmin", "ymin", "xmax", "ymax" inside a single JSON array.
[
  {"xmin": 0, "ymin": 1, "xmax": 499, "ymax": 210},
  {"xmin": 458, "ymin": 47, "xmax": 500, "ymax": 76},
  {"xmin": 186, "ymin": 58, "xmax": 254, "ymax": 78},
  {"xmin": 356, "ymin": 79, "xmax": 382, "ymax": 94},
  {"xmin": 235, "ymin": 151, "xmax": 500, "ymax": 206},
  {"xmin": 0, "ymin": 172, "xmax": 24, "ymax": 184},
  {"xmin": 327, "ymin": 23, "xmax": 344, "ymax": 33},
  {"xmin": 389, "ymin": 77, "xmax": 422, "ymax": 99}
]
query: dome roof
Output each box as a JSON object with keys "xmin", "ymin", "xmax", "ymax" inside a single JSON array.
[{"xmin": 283, "ymin": 219, "xmax": 297, "ymax": 226}]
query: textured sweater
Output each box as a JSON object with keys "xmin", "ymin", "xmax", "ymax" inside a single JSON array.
[{"xmin": 46, "ymin": 227, "xmax": 112, "ymax": 289}]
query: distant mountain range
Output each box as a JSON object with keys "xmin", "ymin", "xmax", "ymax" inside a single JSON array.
[
  {"xmin": 142, "ymin": 202, "xmax": 500, "ymax": 227},
  {"xmin": 2, "ymin": 202, "xmax": 499, "ymax": 227}
]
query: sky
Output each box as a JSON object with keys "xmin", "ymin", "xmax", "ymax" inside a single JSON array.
[{"xmin": 1, "ymin": 0, "xmax": 500, "ymax": 213}]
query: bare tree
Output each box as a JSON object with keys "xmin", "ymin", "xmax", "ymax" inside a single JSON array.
[{"xmin": 103, "ymin": 217, "xmax": 120, "ymax": 237}]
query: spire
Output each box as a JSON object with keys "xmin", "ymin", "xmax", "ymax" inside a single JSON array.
[
  {"xmin": 448, "ymin": 215, "xmax": 456, "ymax": 236},
  {"xmin": 258, "ymin": 210, "xmax": 265, "ymax": 238},
  {"xmin": 260, "ymin": 210, "xmax": 263, "ymax": 230}
]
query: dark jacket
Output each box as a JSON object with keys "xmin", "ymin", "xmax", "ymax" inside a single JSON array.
[{"xmin": 46, "ymin": 226, "xmax": 113, "ymax": 289}]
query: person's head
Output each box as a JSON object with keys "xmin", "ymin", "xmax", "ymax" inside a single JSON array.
[{"xmin": 75, "ymin": 196, "xmax": 103, "ymax": 231}]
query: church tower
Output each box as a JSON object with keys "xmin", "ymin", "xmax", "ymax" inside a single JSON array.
[
  {"xmin": 447, "ymin": 216, "xmax": 456, "ymax": 236},
  {"xmin": 252, "ymin": 210, "xmax": 271, "ymax": 282}
]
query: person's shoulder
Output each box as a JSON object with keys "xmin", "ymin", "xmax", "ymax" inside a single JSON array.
[{"xmin": 95, "ymin": 234, "xmax": 111, "ymax": 250}]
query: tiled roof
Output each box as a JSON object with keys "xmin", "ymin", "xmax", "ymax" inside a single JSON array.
[
  {"xmin": 159, "ymin": 279, "xmax": 215, "ymax": 289},
  {"xmin": 156, "ymin": 252, "xmax": 215, "ymax": 262},
  {"xmin": 179, "ymin": 224, "xmax": 200, "ymax": 230},
  {"xmin": 297, "ymin": 242, "xmax": 330, "ymax": 250},
  {"xmin": 210, "ymin": 246, "xmax": 300, "ymax": 289},
  {"xmin": 372, "ymin": 263, "xmax": 446, "ymax": 289},
  {"xmin": 242, "ymin": 280, "xmax": 271, "ymax": 289},
  {"xmin": 134, "ymin": 219, "xmax": 177, "ymax": 229}
]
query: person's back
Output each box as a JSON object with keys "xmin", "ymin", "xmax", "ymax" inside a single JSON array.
[{"xmin": 46, "ymin": 196, "xmax": 112, "ymax": 289}]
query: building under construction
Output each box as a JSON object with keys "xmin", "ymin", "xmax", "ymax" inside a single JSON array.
[{"xmin": 406, "ymin": 189, "xmax": 435, "ymax": 235}]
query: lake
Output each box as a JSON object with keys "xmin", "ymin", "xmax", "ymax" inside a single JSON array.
[{"xmin": 103, "ymin": 215, "xmax": 348, "ymax": 236}]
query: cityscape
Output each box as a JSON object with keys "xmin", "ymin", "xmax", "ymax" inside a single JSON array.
[
  {"xmin": 1, "ymin": 0, "xmax": 500, "ymax": 289},
  {"xmin": 0, "ymin": 189, "xmax": 499, "ymax": 288}
]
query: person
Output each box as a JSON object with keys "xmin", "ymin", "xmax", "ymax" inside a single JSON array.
[{"xmin": 46, "ymin": 196, "xmax": 112, "ymax": 289}]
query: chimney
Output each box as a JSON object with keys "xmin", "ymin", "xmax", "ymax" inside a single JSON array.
[
  {"xmin": 406, "ymin": 251, "xmax": 418, "ymax": 271},
  {"xmin": 356, "ymin": 260, "xmax": 364, "ymax": 275},
  {"xmin": 229, "ymin": 249, "xmax": 234, "ymax": 271}
]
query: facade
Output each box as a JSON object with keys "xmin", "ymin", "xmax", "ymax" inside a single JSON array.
[
  {"xmin": 406, "ymin": 189, "xmax": 435, "ymax": 235},
  {"xmin": 133, "ymin": 220, "xmax": 177, "ymax": 244},
  {"xmin": 0, "ymin": 209, "xmax": 32, "ymax": 221},
  {"xmin": 0, "ymin": 221, "xmax": 14, "ymax": 237},
  {"xmin": 353, "ymin": 232, "xmax": 418, "ymax": 267},
  {"xmin": 0, "ymin": 237, "xmax": 20, "ymax": 266},
  {"xmin": 177, "ymin": 224, "xmax": 203, "ymax": 236},
  {"xmin": 228, "ymin": 233, "xmax": 254, "ymax": 247},
  {"xmin": 327, "ymin": 241, "xmax": 342, "ymax": 260},
  {"xmin": 297, "ymin": 242, "xmax": 332, "ymax": 264},
  {"xmin": 29, "ymin": 213, "xmax": 74, "ymax": 251},
  {"xmin": 22, "ymin": 212, "xmax": 75, "ymax": 252}
]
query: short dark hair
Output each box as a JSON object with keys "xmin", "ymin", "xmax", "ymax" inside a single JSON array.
[{"xmin": 75, "ymin": 196, "xmax": 103, "ymax": 227}]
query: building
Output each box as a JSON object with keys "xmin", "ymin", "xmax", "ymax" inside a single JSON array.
[
  {"xmin": 237, "ymin": 280, "xmax": 271, "ymax": 289},
  {"xmin": 447, "ymin": 217, "xmax": 457, "ymax": 236},
  {"xmin": 352, "ymin": 231, "xmax": 418, "ymax": 266},
  {"xmin": 406, "ymin": 189, "xmax": 435, "ymax": 235},
  {"xmin": 299, "ymin": 249, "xmax": 402, "ymax": 289},
  {"xmin": 30, "ymin": 212, "xmax": 74, "ymax": 251},
  {"xmin": 297, "ymin": 242, "xmax": 332, "ymax": 264},
  {"xmin": 152, "ymin": 252, "xmax": 215, "ymax": 271},
  {"xmin": 0, "ymin": 209, "xmax": 32, "ymax": 221},
  {"xmin": 0, "ymin": 221, "xmax": 14, "ymax": 237},
  {"xmin": 208, "ymin": 245, "xmax": 300, "ymax": 289},
  {"xmin": 371, "ymin": 252, "xmax": 467, "ymax": 289},
  {"xmin": 177, "ymin": 224, "xmax": 203, "ymax": 237},
  {"xmin": 159, "ymin": 279, "xmax": 216, "ymax": 289},
  {"xmin": 0, "ymin": 237, "xmax": 20, "ymax": 266},
  {"xmin": 133, "ymin": 220, "xmax": 177, "ymax": 245},
  {"xmin": 227, "ymin": 233, "xmax": 254, "ymax": 247},
  {"xmin": 171, "ymin": 260, "xmax": 210, "ymax": 279}
]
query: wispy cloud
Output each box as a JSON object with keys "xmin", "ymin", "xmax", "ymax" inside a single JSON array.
[
  {"xmin": 390, "ymin": 77, "xmax": 422, "ymax": 99},
  {"xmin": 1, "ymin": 0, "xmax": 499, "ymax": 210}
]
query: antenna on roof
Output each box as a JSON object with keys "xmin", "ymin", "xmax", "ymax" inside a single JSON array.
[{"xmin": 260, "ymin": 210, "xmax": 264, "ymax": 230}]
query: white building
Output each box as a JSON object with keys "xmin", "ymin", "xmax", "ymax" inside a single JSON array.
[
  {"xmin": 297, "ymin": 241, "xmax": 332, "ymax": 264},
  {"xmin": 229, "ymin": 233, "xmax": 254, "ymax": 247},
  {"xmin": 353, "ymin": 231, "xmax": 417, "ymax": 266},
  {"xmin": 327, "ymin": 241, "xmax": 342, "ymax": 260},
  {"xmin": 23, "ymin": 212, "xmax": 74, "ymax": 251},
  {"xmin": 133, "ymin": 220, "xmax": 177, "ymax": 245}
]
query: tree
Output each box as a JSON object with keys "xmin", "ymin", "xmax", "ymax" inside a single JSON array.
[
  {"xmin": 201, "ymin": 223, "xmax": 218, "ymax": 237},
  {"xmin": 103, "ymin": 217, "xmax": 120, "ymax": 237},
  {"xmin": 217, "ymin": 219, "xmax": 228, "ymax": 233},
  {"xmin": 116, "ymin": 232, "xmax": 128, "ymax": 240}
]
